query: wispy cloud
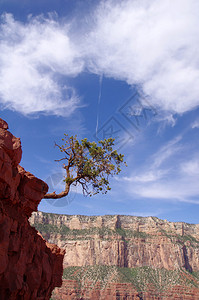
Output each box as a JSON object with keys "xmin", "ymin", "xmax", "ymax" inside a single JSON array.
[
  {"xmin": 191, "ymin": 119, "xmax": 199, "ymax": 129},
  {"xmin": 181, "ymin": 159, "xmax": 199, "ymax": 176},
  {"xmin": 133, "ymin": 180, "xmax": 199, "ymax": 204},
  {"xmin": 123, "ymin": 136, "xmax": 182, "ymax": 183},
  {"xmin": 120, "ymin": 134, "xmax": 199, "ymax": 204},
  {"xmin": 124, "ymin": 169, "xmax": 168, "ymax": 183},
  {"xmin": 151, "ymin": 136, "xmax": 182, "ymax": 168}
]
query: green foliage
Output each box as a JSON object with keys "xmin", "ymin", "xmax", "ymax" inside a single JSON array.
[
  {"xmin": 119, "ymin": 266, "xmax": 185, "ymax": 293},
  {"xmin": 115, "ymin": 227, "xmax": 127, "ymax": 237},
  {"xmin": 191, "ymin": 271, "xmax": 199, "ymax": 281},
  {"xmin": 176, "ymin": 234, "xmax": 199, "ymax": 246},
  {"xmin": 159, "ymin": 229, "xmax": 199, "ymax": 248},
  {"xmin": 63, "ymin": 265, "xmax": 119, "ymax": 290},
  {"xmin": 35, "ymin": 223, "xmax": 70, "ymax": 236},
  {"xmin": 115, "ymin": 228, "xmax": 150, "ymax": 239},
  {"xmin": 55, "ymin": 135, "xmax": 126, "ymax": 196},
  {"xmin": 61, "ymin": 265, "xmax": 199, "ymax": 296},
  {"xmin": 33, "ymin": 222, "xmax": 151, "ymax": 241}
]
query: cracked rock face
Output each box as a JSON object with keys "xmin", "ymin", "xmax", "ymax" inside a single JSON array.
[{"xmin": 0, "ymin": 118, "xmax": 65, "ymax": 300}]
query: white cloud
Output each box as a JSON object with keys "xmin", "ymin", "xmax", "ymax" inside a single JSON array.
[
  {"xmin": 123, "ymin": 169, "xmax": 169, "ymax": 183},
  {"xmin": 181, "ymin": 159, "xmax": 199, "ymax": 175},
  {"xmin": 191, "ymin": 120, "xmax": 199, "ymax": 129},
  {"xmin": 85, "ymin": 0, "xmax": 199, "ymax": 114},
  {"xmin": 122, "ymin": 136, "xmax": 181, "ymax": 184},
  {"xmin": 151, "ymin": 136, "xmax": 182, "ymax": 168},
  {"xmin": 133, "ymin": 170, "xmax": 168, "ymax": 183},
  {"xmin": 0, "ymin": 14, "xmax": 83, "ymax": 116},
  {"xmin": 120, "ymin": 135, "xmax": 199, "ymax": 203},
  {"xmin": 1, "ymin": 1, "xmax": 199, "ymax": 117},
  {"xmin": 133, "ymin": 179, "xmax": 199, "ymax": 204}
]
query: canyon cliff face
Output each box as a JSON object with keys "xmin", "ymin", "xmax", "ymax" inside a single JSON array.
[
  {"xmin": 0, "ymin": 118, "xmax": 65, "ymax": 299},
  {"xmin": 30, "ymin": 212, "xmax": 199, "ymax": 271},
  {"xmin": 30, "ymin": 212, "xmax": 199, "ymax": 299}
]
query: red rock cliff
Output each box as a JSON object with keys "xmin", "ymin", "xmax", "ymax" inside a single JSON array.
[{"xmin": 0, "ymin": 118, "xmax": 65, "ymax": 300}]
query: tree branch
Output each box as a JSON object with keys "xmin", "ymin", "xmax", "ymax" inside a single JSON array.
[
  {"xmin": 43, "ymin": 190, "xmax": 69, "ymax": 199},
  {"xmin": 44, "ymin": 182, "xmax": 70, "ymax": 199}
]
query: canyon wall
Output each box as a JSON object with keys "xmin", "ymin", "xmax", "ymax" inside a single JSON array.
[
  {"xmin": 30, "ymin": 212, "xmax": 199, "ymax": 272},
  {"xmin": 0, "ymin": 118, "xmax": 65, "ymax": 299},
  {"xmin": 30, "ymin": 211, "xmax": 199, "ymax": 299}
]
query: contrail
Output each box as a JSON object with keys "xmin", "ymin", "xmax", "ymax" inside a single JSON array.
[{"xmin": 96, "ymin": 74, "xmax": 103, "ymax": 136}]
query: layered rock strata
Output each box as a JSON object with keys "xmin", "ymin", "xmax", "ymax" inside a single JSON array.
[
  {"xmin": 30, "ymin": 212, "xmax": 199, "ymax": 272},
  {"xmin": 52, "ymin": 266, "xmax": 199, "ymax": 300},
  {"xmin": 30, "ymin": 212, "xmax": 199, "ymax": 299},
  {"xmin": 0, "ymin": 118, "xmax": 65, "ymax": 299}
]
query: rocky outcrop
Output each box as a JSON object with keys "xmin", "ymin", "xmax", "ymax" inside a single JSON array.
[{"xmin": 0, "ymin": 118, "xmax": 65, "ymax": 299}]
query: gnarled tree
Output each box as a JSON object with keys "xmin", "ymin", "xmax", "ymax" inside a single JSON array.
[{"xmin": 44, "ymin": 135, "xmax": 126, "ymax": 199}]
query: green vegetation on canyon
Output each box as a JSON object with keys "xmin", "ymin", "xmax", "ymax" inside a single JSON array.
[
  {"xmin": 33, "ymin": 219, "xmax": 199, "ymax": 248},
  {"xmin": 50, "ymin": 266, "xmax": 199, "ymax": 299}
]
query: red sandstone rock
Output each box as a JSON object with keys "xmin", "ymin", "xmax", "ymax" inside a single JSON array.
[
  {"xmin": 0, "ymin": 118, "xmax": 65, "ymax": 299},
  {"xmin": 53, "ymin": 278, "xmax": 199, "ymax": 300},
  {"xmin": 0, "ymin": 119, "xmax": 8, "ymax": 130}
]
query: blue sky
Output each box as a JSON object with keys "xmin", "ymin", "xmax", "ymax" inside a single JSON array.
[{"xmin": 1, "ymin": 0, "xmax": 199, "ymax": 223}]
